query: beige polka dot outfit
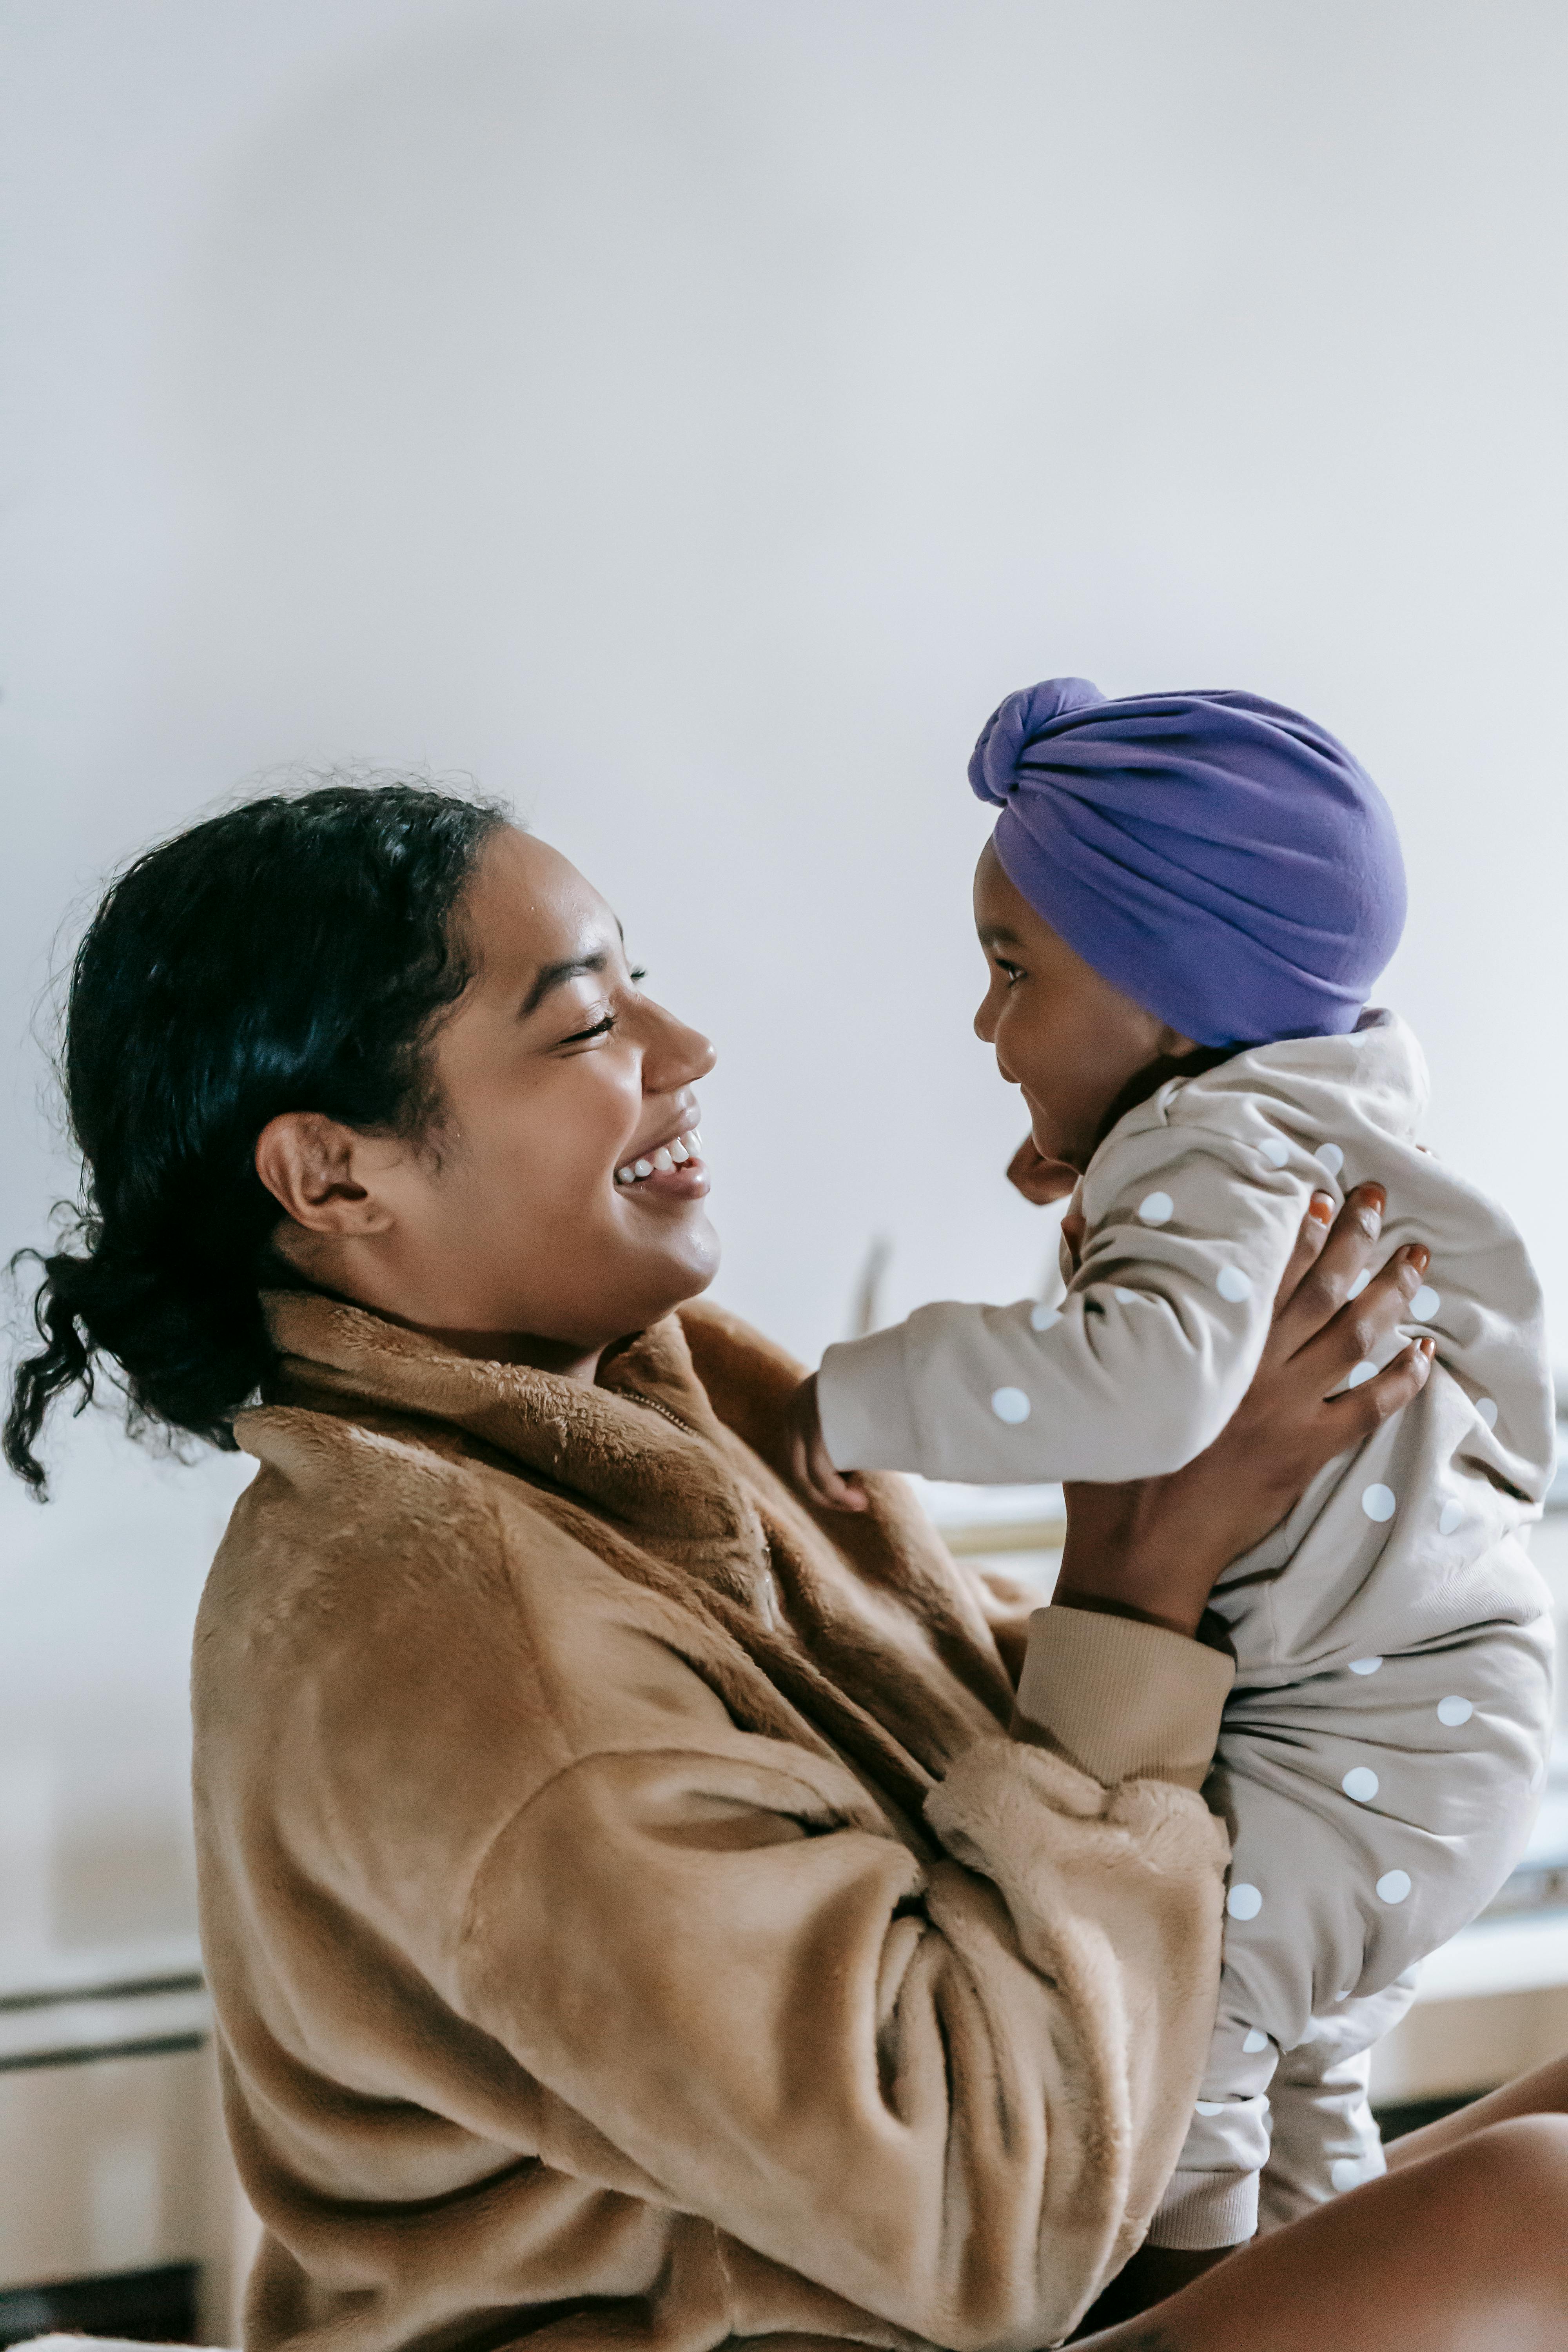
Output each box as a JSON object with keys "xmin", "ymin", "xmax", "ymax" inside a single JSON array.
[{"xmin": 818, "ymin": 1010, "xmax": 1557, "ymax": 2248}]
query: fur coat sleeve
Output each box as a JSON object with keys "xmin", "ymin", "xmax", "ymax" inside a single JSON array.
[{"xmin": 433, "ymin": 1580, "xmax": 1231, "ymax": 2349}]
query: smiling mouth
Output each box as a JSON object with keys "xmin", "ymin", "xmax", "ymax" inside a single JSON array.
[{"xmin": 615, "ymin": 1128, "xmax": 703, "ymax": 1187}]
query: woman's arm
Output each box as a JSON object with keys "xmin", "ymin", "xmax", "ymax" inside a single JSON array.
[
  {"xmin": 442, "ymin": 1195, "xmax": 1434, "ymax": 2350},
  {"xmin": 448, "ymin": 1630, "xmax": 1232, "ymax": 2352}
]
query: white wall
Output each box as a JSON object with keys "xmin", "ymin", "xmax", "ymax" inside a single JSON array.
[{"xmin": 4, "ymin": 0, "xmax": 1566, "ymax": 1963}]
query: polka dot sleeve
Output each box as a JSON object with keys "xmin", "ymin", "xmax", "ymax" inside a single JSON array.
[{"xmin": 816, "ymin": 1121, "xmax": 1307, "ymax": 1483}]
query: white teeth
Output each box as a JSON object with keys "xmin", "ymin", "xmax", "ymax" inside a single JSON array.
[
  {"xmin": 620, "ymin": 1132, "xmax": 701, "ymax": 1186},
  {"xmin": 687, "ymin": 1128, "xmax": 702, "ymax": 1151}
]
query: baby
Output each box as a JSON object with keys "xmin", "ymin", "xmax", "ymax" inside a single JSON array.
[{"xmin": 789, "ymin": 675, "xmax": 1557, "ymax": 2251}]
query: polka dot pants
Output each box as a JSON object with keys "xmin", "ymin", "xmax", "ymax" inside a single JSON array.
[{"xmin": 1149, "ymin": 1626, "xmax": 1553, "ymax": 2250}]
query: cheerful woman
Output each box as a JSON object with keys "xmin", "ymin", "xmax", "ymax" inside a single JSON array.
[{"xmin": 7, "ymin": 783, "xmax": 1566, "ymax": 2352}]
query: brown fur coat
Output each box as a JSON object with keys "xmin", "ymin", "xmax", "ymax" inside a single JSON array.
[{"xmin": 192, "ymin": 1290, "xmax": 1230, "ymax": 2352}]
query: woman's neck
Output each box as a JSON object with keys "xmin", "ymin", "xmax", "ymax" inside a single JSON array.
[
  {"xmin": 265, "ymin": 1241, "xmax": 607, "ymax": 1382},
  {"xmin": 414, "ymin": 1322, "xmax": 606, "ymax": 1382}
]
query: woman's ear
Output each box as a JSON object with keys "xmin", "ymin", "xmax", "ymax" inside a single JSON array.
[{"xmin": 254, "ymin": 1112, "xmax": 396, "ymax": 1236}]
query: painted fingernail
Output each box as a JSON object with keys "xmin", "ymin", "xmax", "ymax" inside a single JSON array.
[
  {"xmin": 1360, "ymin": 1183, "xmax": 1387, "ymax": 1212},
  {"xmin": 1406, "ymin": 1244, "xmax": 1430, "ymax": 1274},
  {"xmin": 1308, "ymin": 1192, "xmax": 1334, "ymax": 1226}
]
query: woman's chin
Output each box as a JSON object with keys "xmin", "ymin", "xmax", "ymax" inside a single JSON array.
[
  {"xmin": 674, "ymin": 1208, "xmax": 721, "ymax": 1294},
  {"xmin": 612, "ymin": 1160, "xmax": 719, "ymax": 1272},
  {"xmin": 630, "ymin": 1205, "xmax": 722, "ymax": 1315},
  {"xmin": 594, "ymin": 1174, "xmax": 720, "ymax": 1325}
]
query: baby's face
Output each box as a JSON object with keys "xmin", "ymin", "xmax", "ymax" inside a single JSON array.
[{"xmin": 972, "ymin": 837, "xmax": 1195, "ymax": 1183}]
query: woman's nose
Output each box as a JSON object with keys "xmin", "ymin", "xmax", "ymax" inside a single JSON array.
[{"xmin": 641, "ymin": 998, "xmax": 716, "ymax": 1091}]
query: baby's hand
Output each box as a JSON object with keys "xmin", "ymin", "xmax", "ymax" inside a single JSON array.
[
  {"xmin": 1006, "ymin": 1132, "xmax": 1077, "ymax": 1206},
  {"xmin": 784, "ymin": 1374, "xmax": 869, "ymax": 1514}
]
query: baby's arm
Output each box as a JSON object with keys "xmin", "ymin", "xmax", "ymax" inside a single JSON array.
[{"xmin": 816, "ymin": 1124, "xmax": 1313, "ymax": 1486}]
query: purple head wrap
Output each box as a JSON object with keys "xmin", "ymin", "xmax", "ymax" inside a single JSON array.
[{"xmin": 969, "ymin": 677, "xmax": 1406, "ymax": 1047}]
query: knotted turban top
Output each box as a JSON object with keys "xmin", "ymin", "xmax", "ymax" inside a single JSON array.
[{"xmin": 969, "ymin": 676, "xmax": 1406, "ymax": 1047}]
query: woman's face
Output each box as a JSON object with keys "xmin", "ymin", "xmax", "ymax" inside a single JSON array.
[{"xmin": 266, "ymin": 826, "xmax": 719, "ymax": 1363}]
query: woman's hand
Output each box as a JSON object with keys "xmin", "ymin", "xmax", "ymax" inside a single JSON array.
[
  {"xmin": 784, "ymin": 1373, "xmax": 869, "ymax": 1513},
  {"xmin": 1056, "ymin": 1184, "xmax": 1435, "ymax": 1639}
]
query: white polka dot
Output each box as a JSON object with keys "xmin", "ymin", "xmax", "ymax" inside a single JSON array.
[
  {"xmin": 1346, "ymin": 1267, "xmax": 1372, "ymax": 1299},
  {"xmin": 1346, "ymin": 1360, "xmax": 1377, "ymax": 1389},
  {"xmin": 1376, "ymin": 1869, "xmax": 1413, "ymax": 1906},
  {"xmin": 1195, "ymin": 2100, "xmax": 1225, "ymax": 2116},
  {"xmin": 1410, "ymin": 1285, "xmax": 1441, "ymax": 1323},
  {"xmin": 1437, "ymin": 1695, "xmax": 1474, "ymax": 1728},
  {"xmin": 1029, "ymin": 1303, "xmax": 1061, "ymax": 1332},
  {"xmin": 1335, "ymin": 1989, "xmax": 1354, "ymax": 2002},
  {"xmin": 1342, "ymin": 1766, "xmax": 1379, "ymax": 1804},
  {"xmin": 1318, "ymin": 1144, "xmax": 1345, "ymax": 1178},
  {"xmin": 990, "ymin": 1386, "xmax": 1031, "ymax": 1425},
  {"xmin": 1242, "ymin": 2027, "xmax": 1269, "ymax": 2054},
  {"xmin": 1349, "ymin": 1655, "xmax": 1383, "ymax": 1676},
  {"xmin": 1477, "ymin": 1396, "xmax": 1498, "ymax": 1429},
  {"xmin": 1138, "ymin": 1190, "xmax": 1174, "ymax": 1226},
  {"xmin": 1259, "ymin": 1135, "xmax": 1290, "ymax": 1168},
  {"xmin": 1113, "ymin": 1287, "xmax": 1139, "ymax": 1305},
  {"xmin": 1227, "ymin": 1882, "xmax": 1263, "ymax": 1921},
  {"xmin": 1361, "ymin": 1483, "xmax": 1397, "ymax": 1524},
  {"xmin": 1330, "ymin": 2157, "xmax": 1365, "ymax": 2193},
  {"xmin": 1217, "ymin": 1264, "xmax": 1253, "ymax": 1303},
  {"xmin": 1439, "ymin": 1499, "xmax": 1464, "ymax": 1535}
]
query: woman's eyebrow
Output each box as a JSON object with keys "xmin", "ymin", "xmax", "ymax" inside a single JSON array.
[{"xmin": 519, "ymin": 949, "xmax": 610, "ymax": 1019}]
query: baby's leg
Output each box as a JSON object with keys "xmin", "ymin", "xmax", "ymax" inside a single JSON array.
[
  {"xmin": 1151, "ymin": 1626, "xmax": 1550, "ymax": 2249},
  {"xmin": 1257, "ymin": 1978, "xmax": 1417, "ymax": 2230}
]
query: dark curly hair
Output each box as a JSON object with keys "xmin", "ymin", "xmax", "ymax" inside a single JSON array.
[{"xmin": 5, "ymin": 779, "xmax": 507, "ymax": 1496}]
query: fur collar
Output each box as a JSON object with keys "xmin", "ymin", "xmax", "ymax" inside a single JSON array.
[{"xmin": 250, "ymin": 1289, "xmax": 1016, "ymax": 1811}]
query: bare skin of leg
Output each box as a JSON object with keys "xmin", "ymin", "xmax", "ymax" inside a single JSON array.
[
  {"xmin": 1382, "ymin": 2048, "xmax": 1568, "ymax": 2169},
  {"xmin": 1076, "ymin": 2049, "xmax": 1568, "ymax": 2334},
  {"xmin": 1073, "ymin": 2116, "xmax": 1568, "ymax": 2352}
]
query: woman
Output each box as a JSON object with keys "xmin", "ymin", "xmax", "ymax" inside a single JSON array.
[{"xmin": 7, "ymin": 782, "xmax": 1566, "ymax": 2352}]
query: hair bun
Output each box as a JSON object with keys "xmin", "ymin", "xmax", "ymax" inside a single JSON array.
[{"xmin": 968, "ymin": 676, "xmax": 1103, "ymax": 806}]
